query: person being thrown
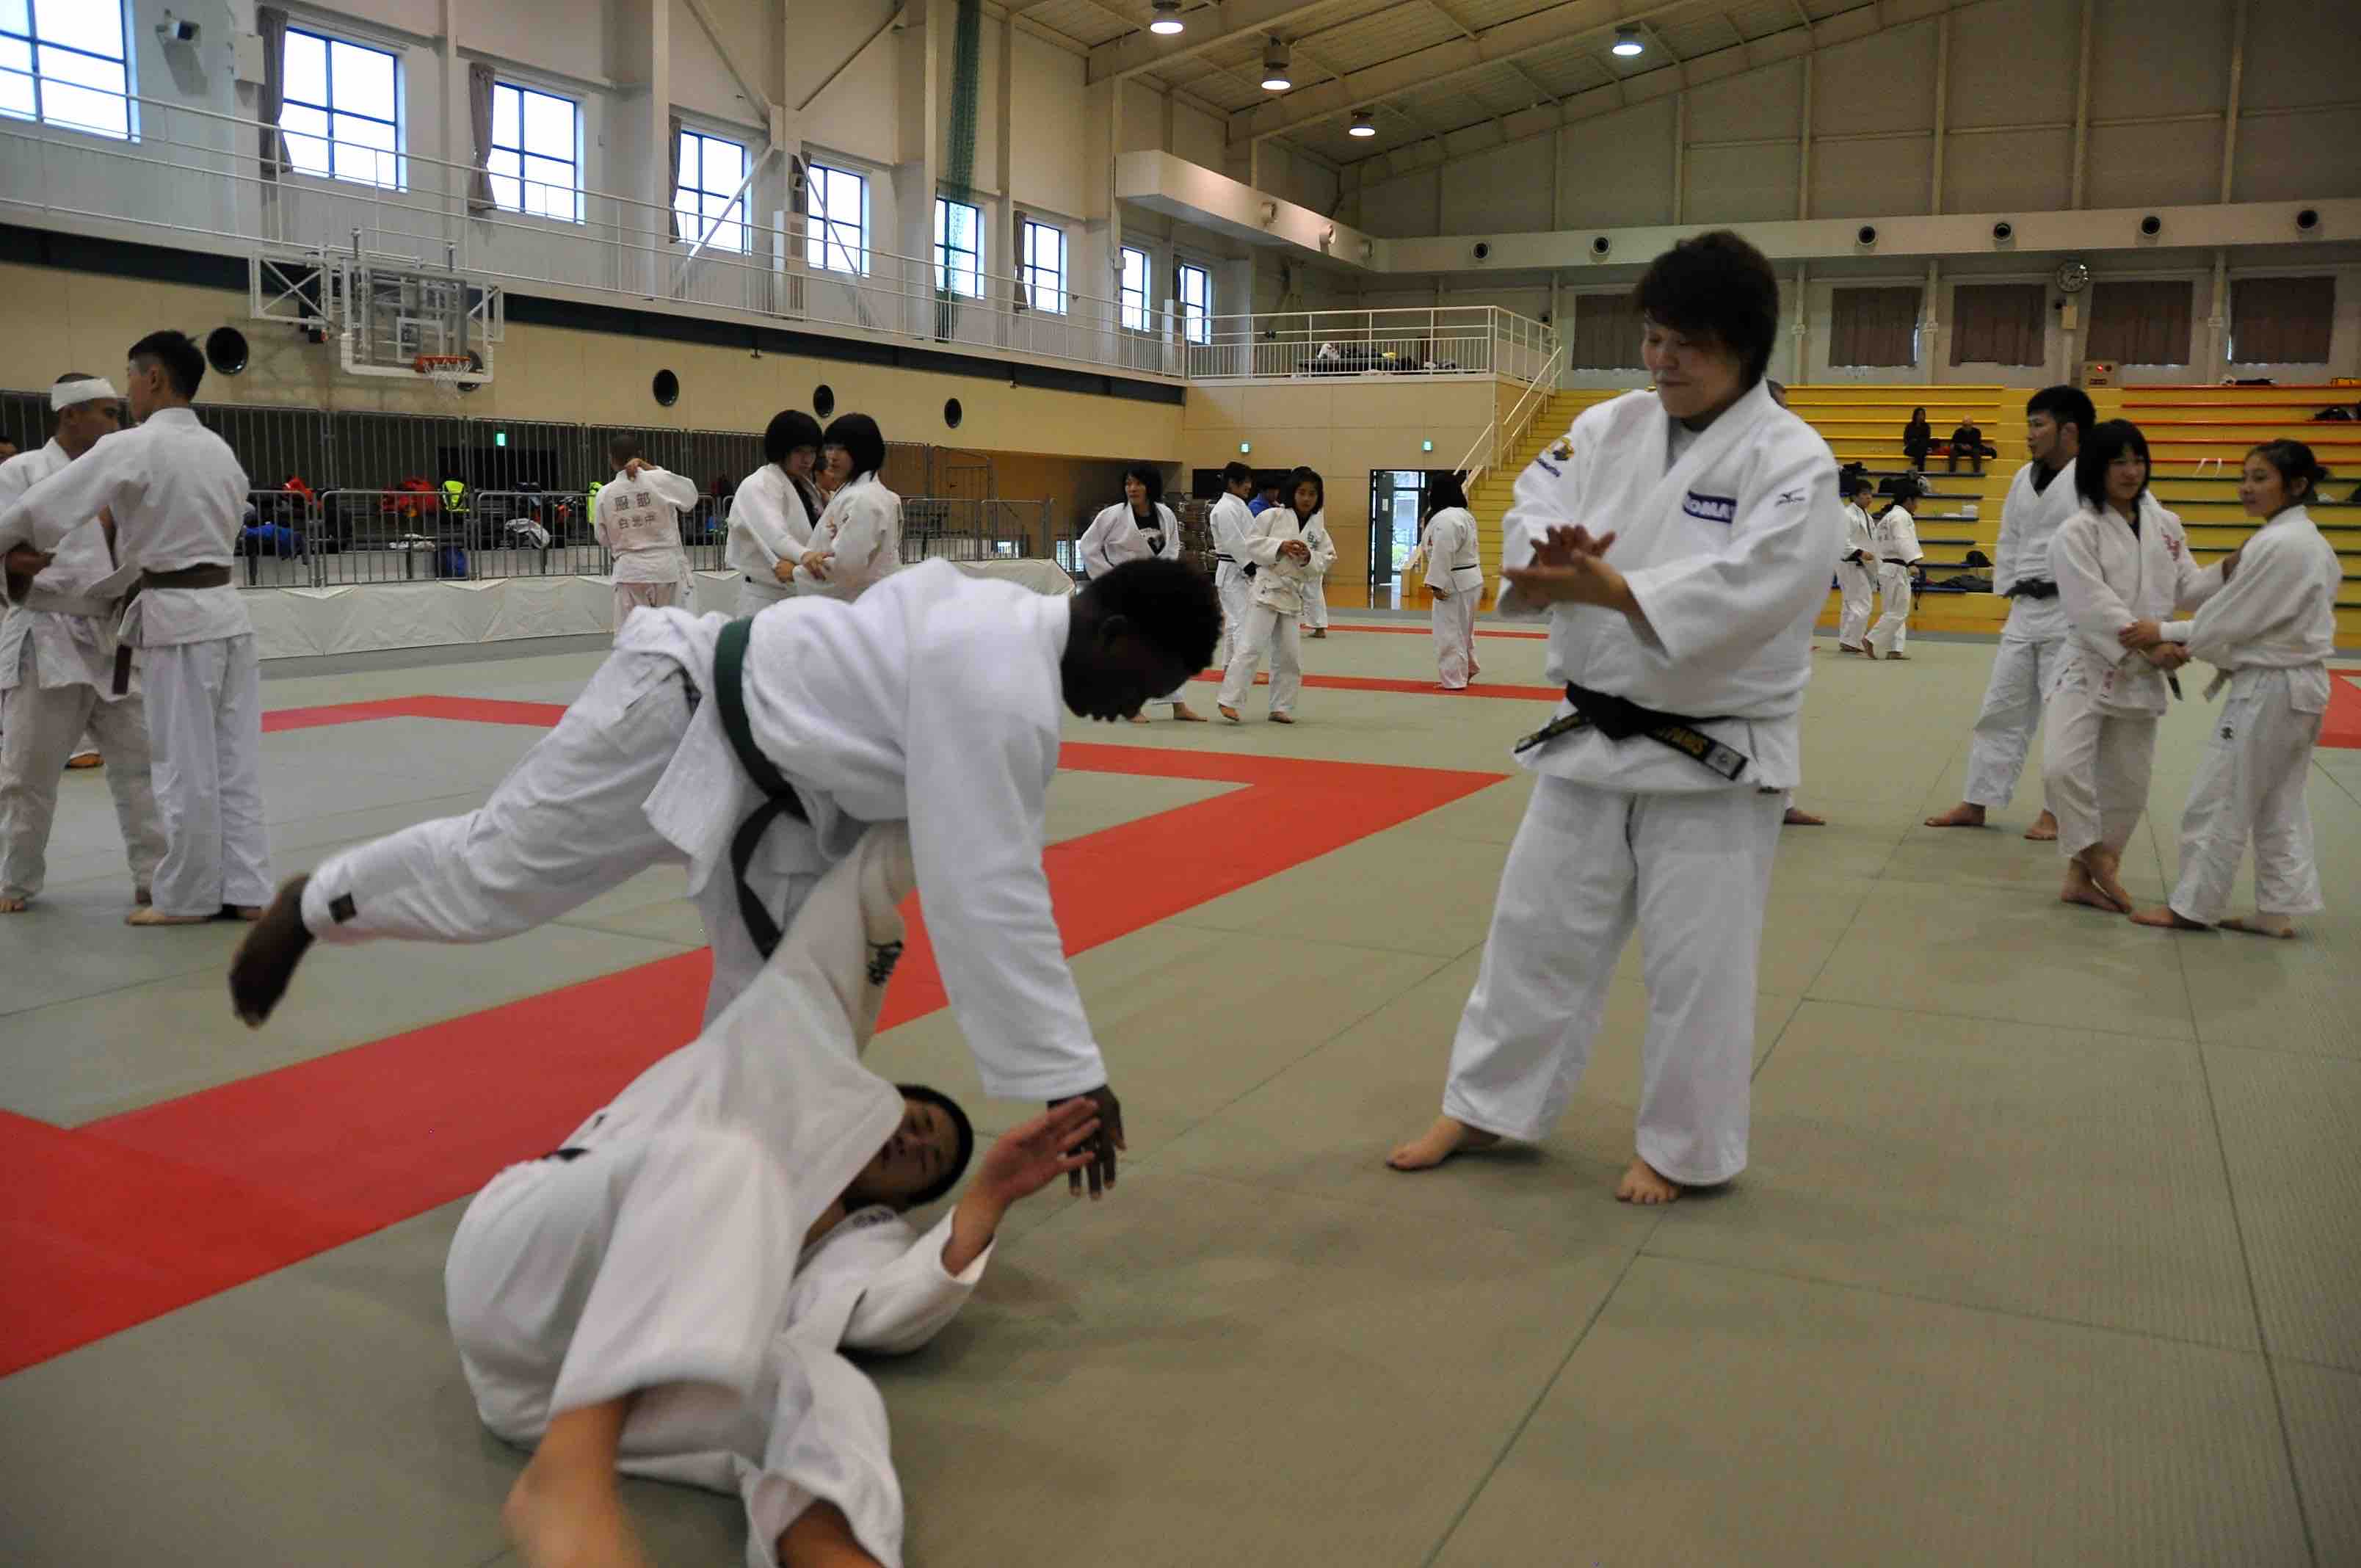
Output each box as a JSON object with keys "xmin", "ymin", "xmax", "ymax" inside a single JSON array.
[{"xmin": 455, "ymin": 821, "xmax": 1104, "ymax": 1568}]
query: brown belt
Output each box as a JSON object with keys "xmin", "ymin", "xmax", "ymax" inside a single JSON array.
[{"xmin": 109, "ymin": 564, "xmax": 235, "ymax": 693}]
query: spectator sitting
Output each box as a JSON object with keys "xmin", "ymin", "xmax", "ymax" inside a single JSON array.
[
  {"xmin": 1903, "ymin": 406, "xmax": 1932, "ymax": 469},
  {"xmin": 1948, "ymin": 417, "xmax": 1985, "ymax": 474}
]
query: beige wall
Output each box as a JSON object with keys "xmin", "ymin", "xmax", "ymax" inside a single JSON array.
[{"xmin": 1181, "ymin": 379, "xmax": 1495, "ymax": 590}]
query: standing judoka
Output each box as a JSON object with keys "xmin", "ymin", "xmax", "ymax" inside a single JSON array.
[
  {"xmin": 728, "ymin": 411, "xmax": 824, "ymax": 617},
  {"xmin": 0, "ymin": 375, "xmax": 165, "ymax": 912},
  {"xmin": 453, "ymin": 822, "xmax": 1104, "ymax": 1568},
  {"xmin": 1835, "ymin": 471, "xmax": 1878, "ymax": 653},
  {"xmin": 1077, "ymin": 465, "xmax": 1207, "ymax": 723},
  {"xmin": 2126, "ymin": 439, "xmax": 2338, "ymax": 938},
  {"xmin": 0, "ymin": 331, "xmax": 269, "ymax": 926},
  {"xmin": 794, "ymin": 415, "xmax": 901, "ymax": 601},
  {"xmin": 1207, "ymin": 462, "xmax": 1258, "ymax": 669},
  {"xmin": 1216, "ymin": 468, "xmax": 1334, "ymax": 725},
  {"xmin": 1926, "ymin": 388, "xmax": 2091, "ymax": 838},
  {"xmin": 1865, "ymin": 476, "xmax": 1923, "ymax": 661},
  {"xmin": 1419, "ymin": 472, "xmax": 1484, "ymax": 690},
  {"xmin": 1388, "ymin": 231, "xmax": 1839, "ymax": 1205},
  {"xmin": 2042, "ymin": 420, "xmax": 2223, "ymax": 915},
  {"xmin": 595, "ymin": 436, "xmax": 697, "ymax": 632}
]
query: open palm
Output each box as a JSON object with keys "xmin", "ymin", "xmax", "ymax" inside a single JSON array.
[{"xmin": 976, "ymin": 1099, "xmax": 1103, "ymax": 1208}]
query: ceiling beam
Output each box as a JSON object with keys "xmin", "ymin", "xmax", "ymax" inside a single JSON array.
[{"xmin": 1089, "ymin": 0, "xmax": 1385, "ymax": 84}]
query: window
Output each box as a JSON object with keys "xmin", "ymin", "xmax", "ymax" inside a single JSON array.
[
  {"xmin": 1021, "ymin": 219, "xmax": 1067, "ymax": 314},
  {"xmin": 1, "ymin": 0, "xmax": 134, "ymax": 139},
  {"xmin": 489, "ymin": 80, "xmax": 579, "ymax": 222},
  {"xmin": 280, "ymin": 27, "xmax": 399, "ymax": 189},
  {"xmin": 1120, "ymin": 246, "xmax": 1150, "ymax": 332},
  {"xmin": 806, "ymin": 163, "xmax": 869, "ymax": 276},
  {"xmin": 934, "ymin": 195, "xmax": 981, "ymax": 297},
  {"xmin": 675, "ymin": 128, "xmax": 747, "ymax": 251},
  {"xmin": 1178, "ymin": 262, "xmax": 1212, "ymax": 345}
]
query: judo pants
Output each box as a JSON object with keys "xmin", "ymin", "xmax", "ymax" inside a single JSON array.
[
  {"xmin": 2169, "ymin": 668, "xmax": 2325, "ymax": 924},
  {"xmin": 1959, "ymin": 628, "xmax": 2067, "ymax": 810},
  {"xmin": 1441, "ymin": 777, "xmax": 1783, "ymax": 1186},
  {"xmin": 2041, "ymin": 679, "xmax": 2156, "ymax": 862},
  {"xmin": 1868, "ymin": 564, "xmax": 1913, "ymax": 657},
  {"xmin": 1300, "ymin": 573, "xmax": 1328, "ymax": 630},
  {"xmin": 613, "ymin": 579, "xmax": 683, "ymax": 634},
  {"xmin": 300, "ymin": 643, "xmax": 828, "ymax": 1026},
  {"xmin": 1212, "ymin": 563, "xmax": 1253, "ymax": 670},
  {"xmin": 1835, "ymin": 562, "xmax": 1874, "ymax": 648},
  {"xmin": 145, "ymin": 635, "xmax": 272, "ymax": 917},
  {"xmin": 1218, "ymin": 603, "xmax": 1302, "ymax": 716},
  {"xmin": 0, "ymin": 653, "xmax": 164, "ymax": 902},
  {"xmin": 1432, "ymin": 589, "xmax": 1479, "ymax": 689}
]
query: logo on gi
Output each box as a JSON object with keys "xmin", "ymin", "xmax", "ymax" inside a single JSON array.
[
  {"xmin": 1534, "ymin": 436, "xmax": 1572, "ymax": 479},
  {"xmin": 1683, "ymin": 491, "xmax": 1737, "ymax": 525}
]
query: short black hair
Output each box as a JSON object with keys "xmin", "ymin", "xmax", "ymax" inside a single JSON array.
[
  {"xmin": 1258, "ymin": 475, "xmax": 1283, "ymax": 494},
  {"xmin": 1084, "ymin": 557, "xmax": 1221, "ymax": 673},
  {"xmin": 824, "ymin": 413, "xmax": 886, "ymax": 483},
  {"xmin": 607, "ymin": 434, "xmax": 642, "ymax": 467},
  {"xmin": 1426, "ymin": 471, "xmax": 1469, "ymax": 512},
  {"xmin": 127, "ymin": 330, "xmax": 203, "ymax": 399},
  {"xmin": 1631, "ymin": 230, "xmax": 1781, "ymax": 387},
  {"xmin": 894, "ymin": 1084, "xmax": 975, "ymax": 1208},
  {"xmin": 2074, "ymin": 419, "xmax": 2150, "ymax": 511},
  {"xmin": 2245, "ymin": 438, "xmax": 2330, "ymax": 509},
  {"xmin": 2026, "ymin": 385, "xmax": 2096, "ymax": 445},
  {"xmin": 764, "ymin": 410, "xmax": 823, "ymax": 468},
  {"xmin": 1123, "ymin": 463, "xmax": 1164, "ymax": 507},
  {"xmin": 1220, "ymin": 460, "xmax": 1254, "ymax": 487},
  {"xmin": 1287, "ymin": 465, "xmax": 1325, "ymax": 515},
  {"xmin": 1846, "ymin": 469, "xmax": 1877, "ymax": 498}
]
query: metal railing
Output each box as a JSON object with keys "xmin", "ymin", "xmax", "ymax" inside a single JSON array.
[
  {"xmin": 1180, "ymin": 306, "xmax": 1556, "ymax": 383},
  {"xmin": 1457, "ymin": 343, "xmax": 1567, "ymax": 491},
  {"xmin": 0, "ymin": 87, "xmax": 1186, "ymax": 382}
]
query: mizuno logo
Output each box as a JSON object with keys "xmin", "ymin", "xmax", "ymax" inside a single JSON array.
[{"xmin": 1776, "ymin": 489, "xmax": 1806, "ymax": 505}]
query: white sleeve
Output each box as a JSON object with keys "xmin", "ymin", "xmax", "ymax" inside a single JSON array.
[
  {"xmin": 0, "ymin": 434, "xmax": 142, "ymax": 553},
  {"xmin": 1421, "ymin": 520, "xmax": 1451, "ymax": 592},
  {"xmin": 643, "ymin": 467, "xmax": 700, "ymax": 514},
  {"xmin": 2050, "ymin": 516, "xmax": 2137, "ymax": 645},
  {"xmin": 1618, "ymin": 438, "xmax": 1842, "ymax": 665},
  {"xmin": 1494, "ymin": 427, "xmax": 1585, "ymax": 620},
  {"xmin": 904, "ymin": 645, "xmax": 1106, "ymax": 1100},
  {"xmin": 822, "ymin": 488, "xmax": 900, "ymax": 599},
  {"xmin": 1235, "ymin": 510, "xmax": 1288, "ymax": 571},
  {"xmin": 1894, "ymin": 509, "xmax": 1923, "ymax": 562},
  {"xmin": 838, "ymin": 1212, "xmax": 990, "ymax": 1354},
  {"xmin": 1991, "ymin": 482, "xmax": 2023, "ymax": 595},
  {"xmin": 1077, "ymin": 506, "xmax": 1120, "ymax": 577},
  {"xmin": 2180, "ymin": 533, "xmax": 2293, "ymax": 664},
  {"xmin": 730, "ymin": 476, "xmax": 800, "ymax": 567},
  {"xmin": 2165, "ymin": 515, "xmax": 2225, "ymax": 612},
  {"xmin": 592, "ymin": 486, "xmax": 619, "ymax": 553},
  {"xmin": 1305, "ymin": 515, "xmax": 1335, "ymax": 576}
]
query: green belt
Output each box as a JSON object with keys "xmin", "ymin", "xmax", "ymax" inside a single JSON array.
[{"xmin": 712, "ymin": 615, "xmax": 810, "ymax": 960}]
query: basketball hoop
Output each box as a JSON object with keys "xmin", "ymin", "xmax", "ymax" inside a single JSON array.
[{"xmin": 414, "ymin": 352, "xmax": 482, "ymax": 402}]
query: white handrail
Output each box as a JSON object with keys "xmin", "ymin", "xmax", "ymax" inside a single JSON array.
[
  {"xmin": 1182, "ymin": 303, "xmax": 1558, "ymax": 382},
  {"xmin": 1459, "ymin": 342, "xmax": 1565, "ymax": 491}
]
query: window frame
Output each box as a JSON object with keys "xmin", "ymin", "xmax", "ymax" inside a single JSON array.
[
  {"xmin": 1021, "ymin": 218, "xmax": 1067, "ymax": 316},
  {"xmin": 805, "ymin": 161, "xmax": 871, "ymax": 277},
  {"xmin": 0, "ymin": 0, "xmax": 137, "ymax": 142},
  {"xmin": 1178, "ymin": 261, "xmax": 1213, "ymax": 346},
  {"xmin": 933, "ymin": 193, "xmax": 982, "ymax": 299},
  {"xmin": 279, "ymin": 23, "xmax": 404, "ymax": 192},
  {"xmin": 1119, "ymin": 244, "xmax": 1151, "ymax": 333},
  {"xmin": 674, "ymin": 126, "xmax": 750, "ymax": 253},
  {"xmin": 487, "ymin": 78, "xmax": 582, "ymax": 225}
]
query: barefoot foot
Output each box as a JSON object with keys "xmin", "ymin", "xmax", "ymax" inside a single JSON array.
[
  {"xmin": 0, "ymin": 895, "xmax": 26, "ymax": 913},
  {"xmin": 1615, "ymin": 1157, "xmax": 1683, "ymax": 1205},
  {"xmin": 2083, "ymin": 853, "xmax": 2134, "ymax": 915},
  {"xmin": 2220, "ymin": 914, "xmax": 2297, "ymax": 940},
  {"xmin": 126, "ymin": 907, "xmax": 211, "ymax": 926},
  {"xmin": 1923, "ymin": 802, "xmax": 1987, "ymax": 829},
  {"xmin": 1128, "ymin": 713, "xmax": 1151, "ymax": 725},
  {"xmin": 1782, "ymin": 806, "xmax": 1826, "ymax": 826},
  {"xmin": 2023, "ymin": 810, "xmax": 2059, "ymax": 842},
  {"xmin": 2060, "ymin": 861, "xmax": 2126, "ymax": 915},
  {"xmin": 2130, "ymin": 904, "xmax": 2209, "ymax": 930},
  {"xmin": 502, "ymin": 1462, "xmax": 653, "ymax": 1568},
  {"xmin": 1218, "ymin": 704, "xmax": 1241, "ymax": 724},
  {"xmin": 1268, "ymin": 711, "xmax": 1295, "ymax": 725},
  {"xmin": 1386, "ymin": 1117, "xmax": 1502, "ymax": 1172},
  {"xmin": 229, "ymin": 875, "xmax": 315, "ymax": 1026},
  {"xmin": 1172, "ymin": 703, "xmax": 1210, "ymax": 722}
]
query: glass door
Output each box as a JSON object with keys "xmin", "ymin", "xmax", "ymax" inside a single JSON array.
[{"xmin": 1368, "ymin": 469, "xmax": 1427, "ymax": 596}]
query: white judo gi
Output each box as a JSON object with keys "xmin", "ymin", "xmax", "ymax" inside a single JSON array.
[
  {"xmin": 1421, "ymin": 505, "xmax": 1483, "ymax": 689},
  {"xmin": 0, "ymin": 407, "xmax": 270, "ymax": 917},
  {"xmin": 0, "ymin": 439, "xmax": 164, "ymax": 903},
  {"xmin": 1835, "ymin": 499, "xmax": 1876, "ymax": 648},
  {"xmin": 1078, "ymin": 498, "xmax": 1194, "ymax": 711},
  {"xmin": 1866, "ymin": 503, "xmax": 1923, "ymax": 658},
  {"xmin": 794, "ymin": 473, "xmax": 902, "ymax": 601},
  {"xmin": 1207, "ymin": 492, "xmax": 1255, "ymax": 669},
  {"xmin": 1959, "ymin": 460, "xmax": 2081, "ymax": 808},
  {"xmin": 2155, "ymin": 504, "xmax": 2340, "ymax": 924},
  {"xmin": 445, "ymin": 824, "xmax": 983, "ymax": 1568},
  {"xmin": 727, "ymin": 465, "xmax": 822, "ymax": 616},
  {"xmin": 2042, "ymin": 494, "xmax": 2224, "ymax": 863},
  {"xmin": 300, "ymin": 561, "xmax": 1109, "ymax": 1100},
  {"xmin": 1217, "ymin": 507, "xmax": 1334, "ymax": 718},
  {"xmin": 596, "ymin": 464, "xmax": 697, "ymax": 631},
  {"xmin": 1438, "ymin": 382, "xmax": 1839, "ymax": 1186}
]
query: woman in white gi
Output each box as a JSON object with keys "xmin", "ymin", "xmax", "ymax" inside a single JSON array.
[
  {"xmin": 1077, "ymin": 465, "xmax": 1208, "ymax": 722},
  {"xmin": 1207, "ymin": 461, "xmax": 1258, "ymax": 669},
  {"xmin": 728, "ymin": 411, "xmax": 825, "ymax": 617},
  {"xmin": 1216, "ymin": 467, "xmax": 1335, "ymax": 724},
  {"xmin": 1418, "ymin": 471, "xmax": 1484, "ymax": 689},
  {"xmin": 595, "ymin": 436, "xmax": 698, "ymax": 632},
  {"xmin": 457, "ymin": 822, "xmax": 1107, "ymax": 1568},
  {"xmin": 794, "ymin": 415, "xmax": 901, "ymax": 601},
  {"xmin": 1866, "ymin": 475, "xmax": 1925, "ymax": 661},
  {"xmin": 1835, "ymin": 470, "xmax": 1879, "ymax": 653},
  {"xmin": 2042, "ymin": 419, "xmax": 2224, "ymax": 915},
  {"xmin": 1388, "ymin": 231, "xmax": 1840, "ymax": 1205},
  {"xmin": 2126, "ymin": 440, "xmax": 2339, "ymax": 938}
]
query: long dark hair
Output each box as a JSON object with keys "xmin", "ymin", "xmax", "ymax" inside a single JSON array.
[
  {"xmin": 2246, "ymin": 438, "xmax": 2329, "ymax": 512},
  {"xmin": 823, "ymin": 413, "xmax": 886, "ymax": 485},
  {"xmin": 1424, "ymin": 471, "xmax": 1469, "ymax": 518},
  {"xmin": 766, "ymin": 409, "xmax": 825, "ymax": 516},
  {"xmin": 1288, "ymin": 465, "xmax": 1325, "ymax": 519},
  {"xmin": 2074, "ymin": 419, "xmax": 2151, "ymax": 513}
]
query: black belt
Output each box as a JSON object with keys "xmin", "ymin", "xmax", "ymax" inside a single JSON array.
[
  {"xmin": 1513, "ymin": 682, "xmax": 1749, "ymax": 782},
  {"xmin": 2008, "ymin": 578, "xmax": 2060, "ymax": 600},
  {"xmin": 1882, "ymin": 559, "xmax": 1916, "ymax": 566},
  {"xmin": 714, "ymin": 616, "xmax": 811, "ymax": 961},
  {"xmin": 1215, "ymin": 553, "xmax": 1236, "ymax": 562}
]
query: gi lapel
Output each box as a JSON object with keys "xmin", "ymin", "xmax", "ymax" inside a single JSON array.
[{"xmin": 1630, "ymin": 379, "xmax": 1773, "ymax": 540}]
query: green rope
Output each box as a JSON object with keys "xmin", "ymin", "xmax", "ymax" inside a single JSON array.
[{"xmin": 937, "ymin": 0, "xmax": 983, "ymax": 339}]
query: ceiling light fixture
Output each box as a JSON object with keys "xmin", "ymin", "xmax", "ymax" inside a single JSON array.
[
  {"xmin": 1150, "ymin": 0, "xmax": 1183, "ymax": 36},
  {"xmin": 1349, "ymin": 109, "xmax": 1376, "ymax": 137},
  {"xmin": 1261, "ymin": 38, "xmax": 1292, "ymax": 91},
  {"xmin": 1611, "ymin": 25, "xmax": 1643, "ymax": 56}
]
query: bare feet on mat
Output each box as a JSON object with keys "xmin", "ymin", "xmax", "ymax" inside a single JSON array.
[
  {"xmin": 1616, "ymin": 1157, "xmax": 1683, "ymax": 1205},
  {"xmin": 226, "ymin": 904, "xmax": 264, "ymax": 921},
  {"xmin": 134, "ymin": 886, "xmax": 151, "ymax": 906},
  {"xmin": 1837, "ymin": 642, "xmax": 1865, "ymax": 656},
  {"xmin": 0, "ymin": 896, "xmax": 26, "ymax": 914},
  {"xmin": 776, "ymin": 1500, "xmax": 884, "ymax": 1568},
  {"xmin": 1218, "ymin": 704, "xmax": 1241, "ymax": 723},
  {"xmin": 1386, "ymin": 1117, "xmax": 1501, "ymax": 1171},
  {"xmin": 2060, "ymin": 860, "xmax": 2125, "ymax": 915},
  {"xmin": 503, "ymin": 1457, "xmax": 653, "ymax": 1568},
  {"xmin": 1172, "ymin": 703, "xmax": 1209, "ymax": 722},
  {"xmin": 1268, "ymin": 711, "xmax": 1295, "ymax": 724},
  {"xmin": 1923, "ymin": 802, "xmax": 1987, "ymax": 829},
  {"xmin": 1885, "ymin": 651, "xmax": 1910, "ymax": 661},
  {"xmin": 1128, "ymin": 714, "xmax": 1151, "ymax": 725},
  {"xmin": 2130, "ymin": 904, "xmax": 2209, "ymax": 930},
  {"xmin": 2023, "ymin": 810, "xmax": 2059, "ymax": 842},
  {"xmin": 2221, "ymin": 914, "xmax": 2297, "ymax": 939},
  {"xmin": 229, "ymin": 874, "xmax": 314, "ymax": 1026},
  {"xmin": 126, "ymin": 907, "xmax": 210, "ymax": 926},
  {"xmin": 1782, "ymin": 806, "xmax": 1825, "ymax": 826},
  {"xmin": 2083, "ymin": 849, "xmax": 2133, "ymax": 914}
]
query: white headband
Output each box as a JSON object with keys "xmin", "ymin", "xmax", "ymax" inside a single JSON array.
[{"xmin": 51, "ymin": 377, "xmax": 118, "ymax": 411}]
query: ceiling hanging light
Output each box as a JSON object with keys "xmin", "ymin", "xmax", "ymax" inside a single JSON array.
[
  {"xmin": 1150, "ymin": 0, "xmax": 1183, "ymax": 36},
  {"xmin": 1611, "ymin": 25, "xmax": 1644, "ymax": 56},
  {"xmin": 1261, "ymin": 38, "xmax": 1292, "ymax": 91},
  {"xmin": 1348, "ymin": 108, "xmax": 1376, "ymax": 137}
]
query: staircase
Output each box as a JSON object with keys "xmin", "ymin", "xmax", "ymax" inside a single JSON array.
[{"xmin": 1467, "ymin": 388, "xmax": 1627, "ymax": 581}]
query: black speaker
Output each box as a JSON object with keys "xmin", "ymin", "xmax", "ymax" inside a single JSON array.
[
  {"xmin": 651, "ymin": 369, "xmax": 680, "ymax": 407},
  {"xmin": 204, "ymin": 326, "xmax": 249, "ymax": 374},
  {"xmin": 1992, "ymin": 220, "xmax": 2014, "ymax": 242},
  {"xmin": 2139, "ymin": 214, "xmax": 2162, "ymax": 237},
  {"xmin": 1589, "ymin": 235, "xmax": 1610, "ymax": 257},
  {"xmin": 2296, "ymin": 207, "xmax": 2320, "ymax": 232},
  {"xmin": 1855, "ymin": 225, "xmax": 1877, "ymax": 247},
  {"xmin": 1472, "ymin": 242, "xmax": 1491, "ymax": 261}
]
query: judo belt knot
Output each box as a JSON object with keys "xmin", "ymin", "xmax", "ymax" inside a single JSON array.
[{"xmin": 1513, "ymin": 683, "xmax": 1750, "ymax": 783}]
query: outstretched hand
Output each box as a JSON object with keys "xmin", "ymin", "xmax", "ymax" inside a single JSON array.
[
  {"xmin": 976, "ymin": 1099, "xmax": 1105, "ymax": 1210},
  {"xmin": 1049, "ymin": 1084, "xmax": 1125, "ymax": 1199}
]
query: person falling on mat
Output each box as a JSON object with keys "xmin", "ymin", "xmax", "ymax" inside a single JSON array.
[{"xmin": 453, "ymin": 822, "xmax": 1105, "ymax": 1568}]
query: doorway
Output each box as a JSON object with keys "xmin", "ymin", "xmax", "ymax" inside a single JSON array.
[{"xmin": 1368, "ymin": 470, "xmax": 1428, "ymax": 595}]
